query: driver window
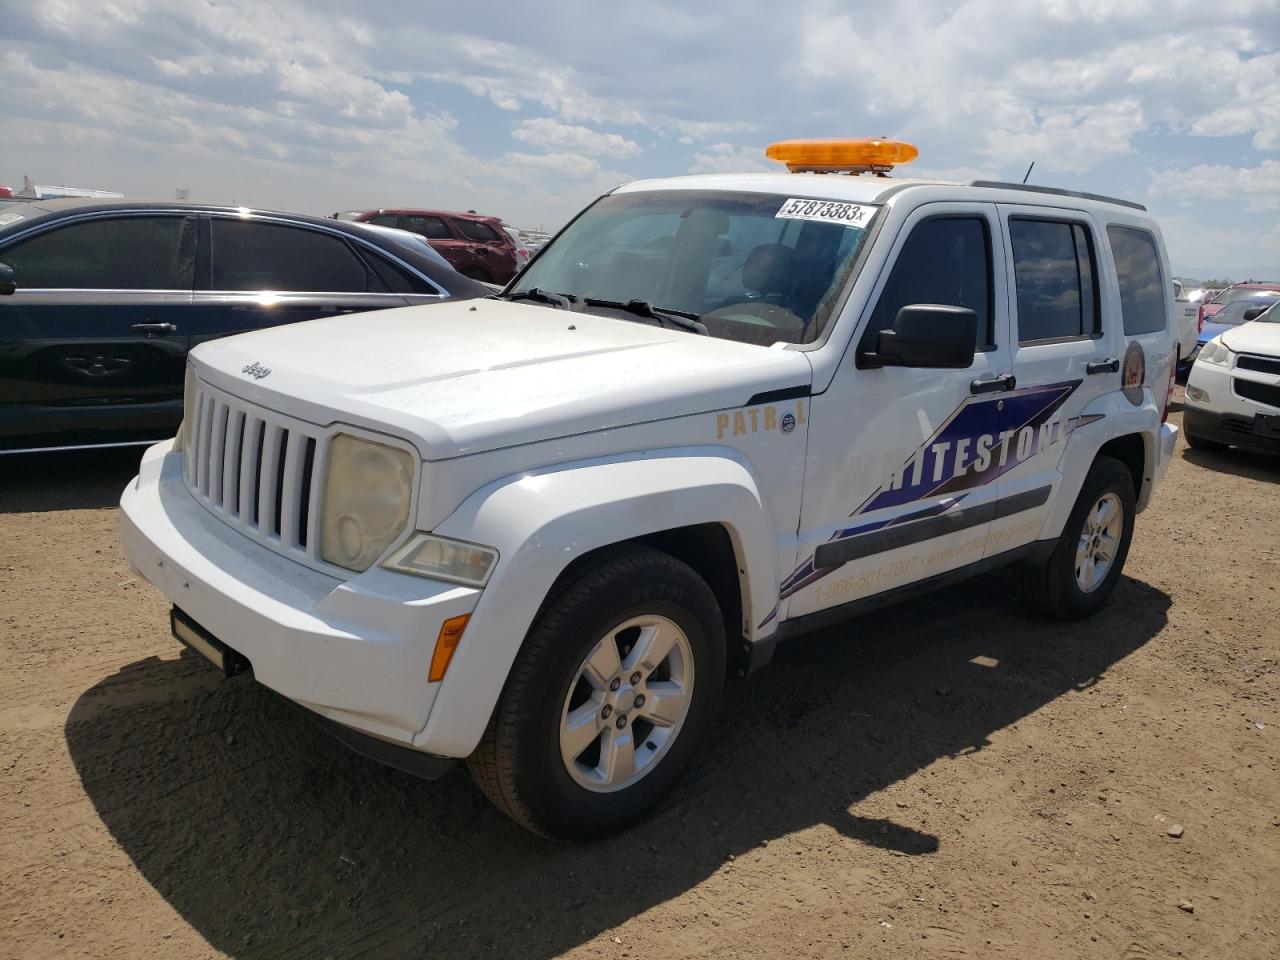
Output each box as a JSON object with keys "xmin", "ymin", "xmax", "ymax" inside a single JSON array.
[{"xmin": 863, "ymin": 216, "xmax": 993, "ymax": 351}]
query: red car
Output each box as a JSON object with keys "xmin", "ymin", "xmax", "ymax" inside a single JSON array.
[
  {"xmin": 334, "ymin": 208, "xmax": 520, "ymax": 284},
  {"xmin": 1200, "ymin": 280, "xmax": 1280, "ymax": 329}
]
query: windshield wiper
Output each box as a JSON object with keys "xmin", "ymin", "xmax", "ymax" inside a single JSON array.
[
  {"xmin": 496, "ymin": 288, "xmax": 576, "ymax": 309},
  {"xmin": 582, "ymin": 298, "xmax": 709, "ymax": 336}
]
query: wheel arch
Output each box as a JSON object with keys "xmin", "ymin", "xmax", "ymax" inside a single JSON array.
[{"xmin": 414, "ymin": 449, "xmax": 778, "ymax": 757}]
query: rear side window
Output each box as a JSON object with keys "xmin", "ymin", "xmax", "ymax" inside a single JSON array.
[
  {"xmin": 456, "ymin": 219, "xmax": 503, "ymax": 243},
  {"xmin": 865, "ymin": 216, "xmax": 994, "ymax": 348},
  {"xmin": 402, "ymin": 215, "xmax": 451, "ymax": 240},
  {"xmin": 211, "ymin": 220, "xmax": 380, "ymax": 292},
  {"xmin": 1011, "ymin": 219, "xmax": 1098, "ymax": 343},
  {"xmin": 1, "ymin": 215, "xmax": 194, "ymax": 290},
  {"xmin": 358, "ymin": 248, "xmax": 439, "ymax": 295},
  {"xmin": 368, "ymin": 215, "xmax": 398, "ymax": 227},
  {"xmin": 1107, "ymin": 226, "xmax": 1166, "ymax": 335}
]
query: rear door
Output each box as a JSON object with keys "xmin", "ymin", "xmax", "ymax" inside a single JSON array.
[
  {"xmin": 187, "ymin": 216, "xmax": 411, "ymax": 352},
  {"xmin": 453, "ymin": 217, "xmax": 516, "ymax": 283},
  {"xmin": 400, "ymin": 214, "xmax": 471, "ymax": 274},
  {"xmin": 0, "ymin": 212, "xmax": 195, "ymax": 450},
  {"xmin": 987, "ymin": 207, "xmax": 1121, "ymax": 555}
]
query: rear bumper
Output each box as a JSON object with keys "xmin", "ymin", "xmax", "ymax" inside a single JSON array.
[
  {"xmin": 1154, "ymin": 422, "xmax": 1179, "ymax": 483},
  {"xmin": 119, "ymin": 441, "xmax": 481, "ymax": 753}
]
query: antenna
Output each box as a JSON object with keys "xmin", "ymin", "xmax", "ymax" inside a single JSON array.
[{"xmin": 1021, "ymin": 162, "xmax": 1035, "ymax": 184}]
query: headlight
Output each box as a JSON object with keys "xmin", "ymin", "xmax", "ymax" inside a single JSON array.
[
  {"xmin": 181, "ymin": 365, "xmax": 196, "ymax": 462},
  {"xmin": 1197, "ymin": 338, "xmax": 1233, "ymax": 366},
  {"xmin": 319, "ymin": 434, "xmax": 416, "ymax": 571},
  {"xmin": 382, "ymin": 533, "xmax": 498, "ymax": 587}
]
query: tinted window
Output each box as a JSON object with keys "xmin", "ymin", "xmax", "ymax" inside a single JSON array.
[
  {"xmin": 402, "ymin": 215, "xmax": 451, "ymax": 240},
  {"xmin": 368, "ymin": 215, "xmax": 398, "ymax": 227},
  {"xmin": 865, "ymin": 216, "xmax": 993, "ymax": 348},
  {"xmin": 358, "ymin": 247, "xmax": 438, "ymax": 295},
  {"xmin": 211, "ymin": 220, "xmax": 378, "ymax": 292},
  {"xmin": 1108, "ymin": 225, "xmax": 1166, "ymax": 335},
  {"xmin": 456, "ymin": 219, "xmax": 503, "ymax": 243},
  {"xmin": 1, "ymin": 215, "xmax": 194, "ymax": 289},
  {"xmin": 1011, "ymin": 219, "xmax": 1098, "ymax": 343}
]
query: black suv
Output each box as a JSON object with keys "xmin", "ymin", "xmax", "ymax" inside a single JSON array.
[{"xmin": 0, "ymin": 200, "xmax": 488, "ymax": 453}]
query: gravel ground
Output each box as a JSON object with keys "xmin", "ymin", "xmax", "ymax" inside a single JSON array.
[{"xmin": 1, "ymin": 392, "xmax": 1277, "ymax": 960}]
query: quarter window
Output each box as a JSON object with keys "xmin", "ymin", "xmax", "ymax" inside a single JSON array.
[
  {"xmin": 1011, "ymin": 219, "xmax": 1099, "ymax": 343},
  {"xmin": 1107, "ymin": 225, "xmax": 1166, "ymax": 335},
  {"xmin": 0, "ymin": 216, "xmax": 195, "ymax": 290},
  {"xmin": 210, "ymin": 220, "xmax": 379, "ymax": 292},
  {"xmin": 865, "ymin": 216, "xmax": 994, "ymax": 349}
]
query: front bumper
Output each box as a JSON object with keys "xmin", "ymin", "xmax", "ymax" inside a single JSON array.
[
  {"xmin": 1185, "ymin": 356, "xmax": 1280, "ymax": 453},
  {"xmin": 120, "ymin": 442, "xmax": 480, "ymax": 754}
]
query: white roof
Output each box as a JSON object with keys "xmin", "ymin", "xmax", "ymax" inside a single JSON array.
[{"xmin": 613, "ymin": 172, "xmax": 957, "ymax": 204}]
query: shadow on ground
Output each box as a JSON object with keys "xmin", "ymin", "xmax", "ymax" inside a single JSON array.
[
  {"xmin": 1181, "ymin": 443, "xmax": 1279, "ymax": 480},
  {"xmin": 0, "ymin": 448, "xmax": 146, "ymax": 513},
  {"xmin": 66, "ymin": 571, "xmax": 1170, "ymax": 959}
]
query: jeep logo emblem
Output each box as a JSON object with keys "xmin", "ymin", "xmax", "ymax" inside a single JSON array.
[
  {"xmin": 780, "ymin": 413, "xmax": 796, "ymax": 433},
  {"xmin": 241, "ymin": 361, "xmax": 272, "ymax": 380}
]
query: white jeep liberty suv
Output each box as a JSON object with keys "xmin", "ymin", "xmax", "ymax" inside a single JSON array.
[{"xmin": 120, "ymin": 139, "xmax": 1180, "ymax": 838}]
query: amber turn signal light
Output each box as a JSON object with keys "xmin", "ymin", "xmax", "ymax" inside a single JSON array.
[{"xmin": 429, "ymin": 614, "xmax": 470, "ymax": 682}]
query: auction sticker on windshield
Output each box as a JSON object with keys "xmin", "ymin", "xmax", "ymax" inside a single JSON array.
[{"xmin": 776, "ymin": 198, "xmax": 876, "ymax": 227}]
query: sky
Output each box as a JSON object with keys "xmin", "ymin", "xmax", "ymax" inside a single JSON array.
[{"xmin": 1, "ymin": 0, "xmax": 1277, "ymax": 280}]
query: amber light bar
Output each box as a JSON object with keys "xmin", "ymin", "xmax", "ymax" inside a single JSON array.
[{"xmin": 765, "ymin": 138, "xmax": 918, "ymax": 173}]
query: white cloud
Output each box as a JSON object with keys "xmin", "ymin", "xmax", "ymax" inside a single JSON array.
[
  {"xmin": 511, "ymin": 118, "xmax": 640, "ymax": 158},
  {"xmin": 689, "ymin": 143, "xmax": 774, "ymax": 175},
  {"xmin": 1148, "ymin": 160, "xmax": 1280, "ymax": 212}
]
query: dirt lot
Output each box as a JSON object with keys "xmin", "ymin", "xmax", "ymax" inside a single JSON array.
[{"xmin": 1, "ymin": 393, "xmax": 1277, "ymax": 960}]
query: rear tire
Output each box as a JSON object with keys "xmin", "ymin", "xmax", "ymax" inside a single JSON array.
[
  {"xmin": 1184, "ymin": 429, "xmax": 1227, "ymax": 453},
  {"xmin": 1016, "ymin": 456, "xmax": 1135, "ymax": 620},
  {"xmin": 461, "ymin": 267, "xmax": 492, "ymax": 282},
  {"xmin": 467, "ymin": 547, "xmax": 726, "ymax": 839}
]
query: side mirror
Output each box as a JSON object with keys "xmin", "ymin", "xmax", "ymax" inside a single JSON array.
[
  {"xmin": 1242, "ymin": 306, "xmax": 1265, "ymax": 322},
  {"xmin": 873, "ymin": 304, "xmax": 977, "ymax": 369},
  {"xmin": 0, "ymin": 262, "xmax": 14, "ymax": 296}
]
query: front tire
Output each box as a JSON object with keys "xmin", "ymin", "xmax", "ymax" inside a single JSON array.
[
  {"xmin": 1016, "ymin": 456, "xmax": 1135, "ymax": 620},
  {"xmin": 467, "ymin": 547, "xmax": 726, "ymax": 839}
]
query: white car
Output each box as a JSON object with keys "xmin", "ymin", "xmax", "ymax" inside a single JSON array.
[
  {"xmin": 119, "ymin": 138, "xmax": 1179, "ymax": 838},
  {"xmin": 1183, "ymin": 303, "xmax": 1280, "ymax": 454}
]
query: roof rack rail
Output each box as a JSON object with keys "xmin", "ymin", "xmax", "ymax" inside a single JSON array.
[{"xmin": 968, "ymin": 180, "xmax": 1146, "ymax": 212}]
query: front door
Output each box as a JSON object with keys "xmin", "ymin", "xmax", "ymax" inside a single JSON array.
[
  {"xmin": 786, "ymin": 202, "xmax": 1013, "ymax": 621},
  {"xmin": 0, "ymin": 213, "xmax": 195, "ymax": 450}
]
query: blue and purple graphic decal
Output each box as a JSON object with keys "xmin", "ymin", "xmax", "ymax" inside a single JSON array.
[{"xmin": 759, "ymin": 380, "xmax": 1103, "ymax": 627}]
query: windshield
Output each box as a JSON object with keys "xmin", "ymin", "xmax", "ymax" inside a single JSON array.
[
  {"xmin": 1214, "ymin": 285, "xmax": 1279, "ymax": 306},
  {"xmin": 1212, "ymin": 295, "xmax": 1280, "ymax": 325},
  {"xmin": 509, "ymin": 190, "xmax": 876, "ymax": 346}
]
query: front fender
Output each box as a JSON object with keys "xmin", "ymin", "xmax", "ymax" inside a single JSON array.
[{"xmin": 414, "ymin": 447, "xmax": 778, "ymax": 757}]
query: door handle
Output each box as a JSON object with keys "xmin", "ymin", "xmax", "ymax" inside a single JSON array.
[
  {"xmin": 131, "ymin": 322, "xmax": 177, "ymax": 334},
  {"xmin": 970, "ymin": 373, "xmax": 1016, "ymax": 395},
  {"xmin": 1086, "ymin": 358, "xmax": 1120, "ymax": 375}
]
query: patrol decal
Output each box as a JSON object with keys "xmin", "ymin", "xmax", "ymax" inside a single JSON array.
[
  {"xmin": 758, "ymin": 380, "xmax": 1105, "ymax": 628},
  {"xmin": 715, "ymin": 400, "xmax": 807, "ymax": 439}
]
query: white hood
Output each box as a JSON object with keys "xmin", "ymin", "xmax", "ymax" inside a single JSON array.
[
  {"xmin": 191, "ymin": 299, "xmax": 813, "ymax": 460},
  {"xmin": 1220, "ymin": 319, "xmax": 1280, "ymax": 356}
]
